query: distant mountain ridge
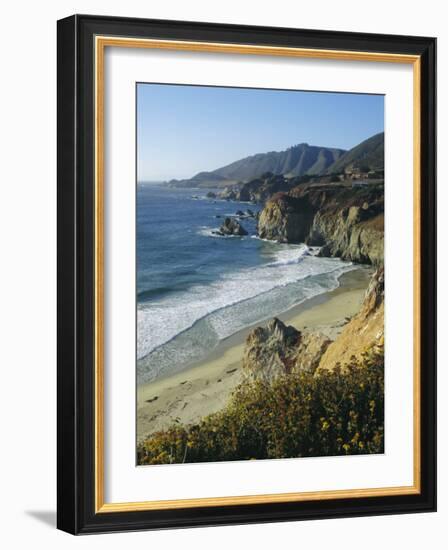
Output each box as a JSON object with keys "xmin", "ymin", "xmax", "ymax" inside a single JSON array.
[
  {"xmin": 168, "ymin": 143, "xmax": 345, "ymax": 188},
  {"xmin": 166, "ymin": 133, "xmax": 384, "ymax": 188},
  {"xmin": 208, "ymin": 143, "xmax": 345, "ymax": 180},
  {"xmin": 326, "ymin": 132, "xmax": 384, "ymax": 174}
]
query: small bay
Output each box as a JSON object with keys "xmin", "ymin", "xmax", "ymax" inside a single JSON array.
[{"xmin": 137, "ymin": 184, "xmax": 355, "ymax": 384}]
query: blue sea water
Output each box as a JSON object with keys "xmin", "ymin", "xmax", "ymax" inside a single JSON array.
[{"xmin": 137, "ymin": 184, "xmax": 355, "ymax": 384}]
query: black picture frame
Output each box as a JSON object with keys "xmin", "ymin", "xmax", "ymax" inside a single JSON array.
[{"xmin": 57, "ymin": 14, "xmax": 436, "ymax": 534}]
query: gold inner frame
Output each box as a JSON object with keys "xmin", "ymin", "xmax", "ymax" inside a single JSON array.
[{"xmin": 94, "ymin": 36, "xmax": 422, "ymax": 513}]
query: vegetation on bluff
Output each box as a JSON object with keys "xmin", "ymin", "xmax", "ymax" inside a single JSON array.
[{"xmin": 137, "ymin": 344, "xmax": 384, "ymax": 465}]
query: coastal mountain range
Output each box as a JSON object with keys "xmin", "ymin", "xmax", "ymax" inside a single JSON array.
[
  {"xmin": 167, "ymin": 132, "xmax": 384, "ymax": 188},
  {"xmin": 326, "ymin": 132, "xmax": 384, "ymax": 174}
]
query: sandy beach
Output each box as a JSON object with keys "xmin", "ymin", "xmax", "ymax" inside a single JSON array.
[{"xmin": 137, "ymin": 266, "xmax": 373, "ymax": 441}]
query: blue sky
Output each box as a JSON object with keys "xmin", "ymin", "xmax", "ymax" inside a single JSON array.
[{"xmin": 137, "ymin": 83, "xmax": 384, "ymax": 181}]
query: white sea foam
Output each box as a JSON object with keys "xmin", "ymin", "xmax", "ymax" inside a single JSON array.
[{"xmin": 137, "ymin": 244, "xmax": 353, "ymax": 367}]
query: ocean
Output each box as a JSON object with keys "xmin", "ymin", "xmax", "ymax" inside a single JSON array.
[{"xmin": 137, "ymin": 184, "xmax": 355, "ymax": 384}]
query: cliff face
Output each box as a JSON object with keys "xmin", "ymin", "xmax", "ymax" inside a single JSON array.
[
  {"xmin": 219, "ymin": 174, "xmax": 295, "ymax": 203},
  {"xmin": 241, "ymin": 269, "xmax": 384, "ymax": 380},
  {"xmin": 308, "ymin": 207, "xmax": 384, "ymax": 265},
  {"xmin": 317, "ymin": 268, "xmax": 384, "ymax": 372},
  {"xmin": 258, "ymin": 184, "xmax": 384, "ymax": 266},
  {"xmin": 257, "ymin": 194, "xmax": 316, "ymax": 243}
]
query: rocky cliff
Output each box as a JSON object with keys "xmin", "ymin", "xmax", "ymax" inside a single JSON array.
[
  {"xmin": 242, "ymin": 318, "xmax": 331, "ymax": 381},
  {"xmin": 214, "ymin": 217, "xmax": 248, "ymax": 236},
  {"xmin": 257, "ymin": 193, "xmax": 316, "ymax": 243},
  {"xmin": 219, "ymin": 173, "xmax": 296, "ymax": 203},
  {"xmin": 258, "ymin": 183, "xmax": 384, "ymax": 266},
  {"xmin": 242, "ymin": 268, "xmax": 384, "ymax": 381},
  {"xmin": 317, "ymin": 268, "xmax": 384, "ymax": 372}
]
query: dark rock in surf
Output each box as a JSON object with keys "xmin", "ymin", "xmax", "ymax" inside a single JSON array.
[{"xmin": 218, "ymin": 217, "xmax": 248, "ymax": 236}]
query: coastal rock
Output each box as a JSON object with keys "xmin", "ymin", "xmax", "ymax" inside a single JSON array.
[
  {"xmin": 257, "ymin": 193, "xmax": 315, "ymax": 243},
  {"xmin": 242, "ymin": 269, "xmax": 384, "ymax": 378},
  {"xmin": 243, "ymin": 318, "xmax": 300, "ymax": 381},
  {"xmin": 235, "ymin": 210, "xmax": 245, "ymax": 217},
  {"xmin": 317, "ymin": 268, "xmax": 384, "ymax": 372},
  {"xmin": 257, "ymin": 184, "xmax": 384, "ymax": 265},
  {"xmin": 218, "ymin": 174, "xmax": 296, "ymax": 204},
  {"xmin": 216, "ymin": 217, "xmax": 248, "ymax": 236},
  {"xmin": 237, "ymin": 187, "xmax": 251, "ymax": 202},
  {"xmin": 294, "ymin": 332, "xmax": 332, "ymax": 373},
  {"xmin": 243, "ymin": 318, "xmax": 331, "ymax": 381},
  {"xmin": 309, "ymin": 203, "xmax": 384, "ymax": 266},
  {"xmin": 219, "ymin": 186, "xmax": 238, "ymax": 201},
  {"xmin": 240, "ymin": 173, "xmax": 295, "ymax": 203},
  {"xmin": 206, "ymin": 191, "xmax": 217, "ymax": 199}
]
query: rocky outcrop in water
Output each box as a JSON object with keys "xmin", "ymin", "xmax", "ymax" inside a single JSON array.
[
  {"xmin": 215, "ymin": 217, "xmax": 248, "ymax": 236},
  {"xmin": 258, "ymin": 184, "xmax": 384, "ymax": 266},
  {"xmin": 243, "ymin": 318, "xmax": 331, "ymax": 381}
]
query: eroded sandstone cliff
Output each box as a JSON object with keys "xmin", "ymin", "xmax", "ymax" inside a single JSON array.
[
  {"xmin": 242, "ymin": 268, "xmax": 384, "ymax": 380},
  {"xmin": 317, "ymin": 268, "xmax": 384, "ymax": 372},
  {"xmin": 257, "ymin": 193, "xmax": 316, "ymax": 243},
  {"xmin": 258, "ymin": 184, "xmax": 384, "ymax": 266}
]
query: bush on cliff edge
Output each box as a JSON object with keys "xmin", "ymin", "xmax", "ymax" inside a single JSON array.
[{"xmin": 137, "ymin": 345, "xmax": 384, "ymax": 465}]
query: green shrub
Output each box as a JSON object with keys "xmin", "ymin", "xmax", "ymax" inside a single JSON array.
[{"xmin": 137, "ymin": 345, "xmax": 384, "ymax": 465}]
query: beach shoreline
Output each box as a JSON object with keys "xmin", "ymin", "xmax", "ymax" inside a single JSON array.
[{"xmin": 137, "ymin": 265, "xmax": 373, "ymax": 442}]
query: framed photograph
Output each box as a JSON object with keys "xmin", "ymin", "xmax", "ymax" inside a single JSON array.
[{"xmin": 57, "ymin": 14, "xmax": 436, "ymax": 534}]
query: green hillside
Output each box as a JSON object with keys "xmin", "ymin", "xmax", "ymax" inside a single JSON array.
[
  {"xmin": 326, "ymin": 132, "xmax": 384, "ymax": 174},
  {"xmin": 166, "ymin": 132, "xmax": 384, "ymax": 188},
  {"xmin": 168, "ymin": 143, "xmax": 345, "ymax": 187}
]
